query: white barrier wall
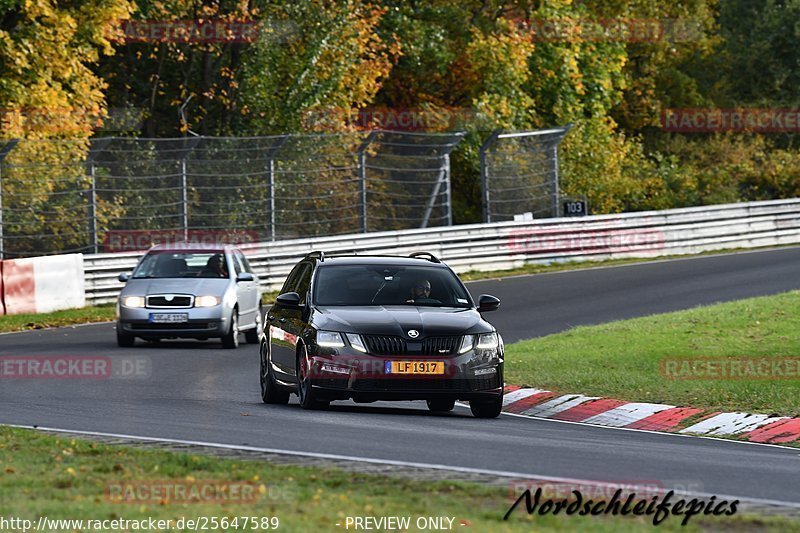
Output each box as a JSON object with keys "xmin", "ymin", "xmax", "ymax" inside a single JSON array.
[
  {"xmin": 74, "ymin": 198, "xmax": 800, "ymax": 305},
  {"xmin": 1, "ymin": 254, "xmax": 85, "ymax": 315}
]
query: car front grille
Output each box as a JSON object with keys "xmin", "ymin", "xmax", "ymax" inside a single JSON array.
[
  {"xmin": 363, "ymin": 335, "xmax": 408, "ymax": 355},
  {"xmin": 146, "ymin": 294, "xmax": 193, "ymax": 308},
  {"xmin": 422, "ymin": 336, "xmax": 461, "ymax": 355},
  {"xmin": 362, "ymin": 335, "xmax": 463, "ymax": 356}
]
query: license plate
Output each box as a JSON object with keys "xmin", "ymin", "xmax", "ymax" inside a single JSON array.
[
  {"xmin": 149, "ymin": 313, "xmax": 189, "ymax": 323},
  {"xmin": 385, "ymin": 361, "xmax": 445, "ymax": 375}
]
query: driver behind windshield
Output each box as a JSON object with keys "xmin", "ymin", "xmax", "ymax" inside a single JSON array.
[
  {"xmin": 201, "ymin": 254, "xmax": 228, "ymax": 278},
  {"xmin": 406, "ymin": 279, "xmax": 441, "ymax": 305}
]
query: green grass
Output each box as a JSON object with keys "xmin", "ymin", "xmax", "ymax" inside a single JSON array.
[
  {"xmin": 0, "ymin": 427, "xmax": 795, "ymax": 532},
  {"xmin": 506, "ymin": 291, "xmax": 800, "ymax": 416},
  {"xmin": 0, "ymin": 305, "xmax": 115, "ymax": 333}
]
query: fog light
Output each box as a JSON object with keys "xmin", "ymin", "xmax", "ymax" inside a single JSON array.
[
  {"xmin": 321, "ymin": 363, "xmax": 350, "ymax": 375},
  {"xmin": 474, "ymin": 367, "xmax": 497, "ymax": 376}
]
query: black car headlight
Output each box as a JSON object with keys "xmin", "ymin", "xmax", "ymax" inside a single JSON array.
[
  {"xmin": 345, "ymin": 333, "xmax": 368, "ymax": 353},
  {"xmin": 475, "ymin": 332, "xmax": 500, "ymax": 361},
  {"xmin": 317, "ymin": 330, "xmax": 345, "ymax": 348},
  {"xmin": 458, "ymin": 335, "xmax": 475, "ymax": 354}
]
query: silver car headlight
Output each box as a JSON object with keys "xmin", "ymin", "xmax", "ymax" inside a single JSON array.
[
  {"xmin": 122, "ymin": 296, "xmax": 145, "ymax": 308},
  {"xmin": 194, "ymin": 295, "xmax": 221, "ymax": 307}
]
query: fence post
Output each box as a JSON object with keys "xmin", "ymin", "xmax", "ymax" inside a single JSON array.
[
  {"xmin": 0, "ymin": 139, "xmax": 19, "ymax": 260},
  {"xmin": 266, "ymin": 135, "xmax": 288, "ymax": 241},
  {"xmin": 85, "ymin": 138, "xmax": 111, "ymax": 254},
  {"xmin": 180, "ymin": 158, "xmax": 188, "ymax": 242},
  {"xmin": 357, "ymin": 131, "xmax": 378, "ymax": 233},
  {"xmin": 176, "ymin": 137, "xmax": 202, "ymax": 243},
  {"xmin": 88, "ymin": 160, "xmax": 98, "ymax": 253},
  {"xmin": 551, "ymin": 143, "xmax": 560, "ymax": 218},
  {"xmin": 420, "ymin": 164, "xmax": 444, "ymax": 229},
  {"xmin": 479, "ymin": 131, "xmax": 500, "ymax": 223},
  {"xmin": 444, "ymin": 153, "xmax": 453, "ymax": 226}
]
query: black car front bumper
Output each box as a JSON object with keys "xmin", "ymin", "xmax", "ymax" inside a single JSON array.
[{"xmin": 306, "ymin": 350, "xmax": 504, "ymax": 402}]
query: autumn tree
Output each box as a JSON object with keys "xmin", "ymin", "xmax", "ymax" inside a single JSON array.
[{"xmin": 0, "ymin": 0, "xmax": 133, "ymax": 256}]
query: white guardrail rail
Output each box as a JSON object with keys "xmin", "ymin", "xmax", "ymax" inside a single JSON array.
[{"xmin": 84, "ymin": 198, "xmax": 800, "ymax": 305}]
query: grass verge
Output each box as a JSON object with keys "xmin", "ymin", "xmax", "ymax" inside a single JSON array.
[
  {"xmin": 505, "ymin": 291, "xmax": 800, "ymax": 416},
  {"xmin": 0, "ymin": 427, "xmax": 794, "ymax": 532},
  {"xmin": 0, "ymin": 305, "xmax": 115, "ymax": 334}
]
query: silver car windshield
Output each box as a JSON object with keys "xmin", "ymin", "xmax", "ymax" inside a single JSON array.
[
  {"xmin": 314, "ymin": 265, "xmax": 472, "ymax": 308},
  {"xmin": 133, "ymin": 251, "xmax": 229, "ymax": 279}
]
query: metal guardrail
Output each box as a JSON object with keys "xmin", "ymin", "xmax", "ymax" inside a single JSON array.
[{"xmin": 83, "ymin": 198, "xmax": 800, "ymax": 305}]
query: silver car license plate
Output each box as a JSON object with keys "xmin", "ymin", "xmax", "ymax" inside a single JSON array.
[{"xmin": 149, "ymin": 313, "xmax": 189, "ymax": 323}]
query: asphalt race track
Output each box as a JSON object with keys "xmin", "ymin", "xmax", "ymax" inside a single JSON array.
[{"xmin": 2, "ymin": 247, "xmax": 800, "ymax": 506}]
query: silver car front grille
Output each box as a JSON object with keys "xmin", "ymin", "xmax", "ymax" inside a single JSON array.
[{"xmin": 145, "ymin": 294, "xmax": 194, "ymax": 308}]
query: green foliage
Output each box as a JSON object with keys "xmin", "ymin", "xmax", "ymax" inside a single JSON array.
[
  {"xmin": 716, "ymin": 0, "xmax": 800, "ymax": 107},
  {"xmin": 239, "ymin": 1, "xmax": 396, "ymax": 134}
]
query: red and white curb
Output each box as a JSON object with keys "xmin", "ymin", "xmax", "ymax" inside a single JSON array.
[{"xmin": 503, "ymin": 385, "xmax": 800, "ymax": 445}]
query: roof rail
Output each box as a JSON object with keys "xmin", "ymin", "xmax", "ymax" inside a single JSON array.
[
  {"xmin": 306, "ymin": 251, "xmax": 325, "ymax": 262},
  {"xmin": 408, "ymin": 251, "xmax": 441, "ymax": 263}
]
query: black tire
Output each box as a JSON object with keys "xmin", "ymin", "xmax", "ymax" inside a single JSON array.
[
  {"xmin": 470, "ymin": 396, "xmax": 503, "ymax": 418},
  {"xmin": 221, "ymin": 310, "xmax": 239, "ymax": 349},
  {"xmin": 116, "ymin": 327, "xmax": 135, "ymax": 347},
  {"xmin": 260, "ymin": 339, "xmax": 290, "ymax": 404},
  {"xmin": 296, "ymin": 345, "xmax": 329, "ymax": 410},
  {"xmin": 426, "ymin": 399, "xmax": 456, "ymax": 412},
  {"xmin": 245, "ymin": 304, "xmax": 263, "ymax": 344}
]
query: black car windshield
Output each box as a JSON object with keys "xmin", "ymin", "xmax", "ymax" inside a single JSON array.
[
  {"xmin": 314, "ymin": 265, "xmax": 473, "ymax": 308},
  {"xmin": 133, "ymin": 251, "xmax": 229, "ymax": 279}
]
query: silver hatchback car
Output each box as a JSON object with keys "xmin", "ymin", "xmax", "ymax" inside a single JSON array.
[{"xmin": 116, "ymin": 244, "xmax": 263, "ymax": 348}]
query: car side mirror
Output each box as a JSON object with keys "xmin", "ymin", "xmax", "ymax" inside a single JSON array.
[
  {"xmin": 118, "ymin": 273, "xmax": 130, "ymax": 283},
  {"xmin": 477, "ymin": 294, "xmax": 500, "ymax": 312},
  {"xmin": 276, "ymin": 291, "xmax": 301, "ymax": 308},
  {"xmin": 236, "ymin": 272, "xmax": 255, "ymax": 282}
]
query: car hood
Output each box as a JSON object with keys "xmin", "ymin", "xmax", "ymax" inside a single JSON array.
[
  {"xmin": 312, "ymin": 305, "xmax": 493, "ymax": 337},
  {"xmin": 121, "ymin": 278, "xmax": 230, "ymax": 296}
]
